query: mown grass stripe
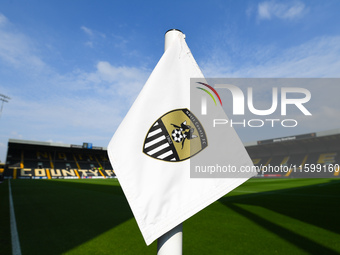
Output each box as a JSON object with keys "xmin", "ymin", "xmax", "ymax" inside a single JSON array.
[{"xmin": 9, "ymin": 179, "xmax": 21, "ymax": 255}]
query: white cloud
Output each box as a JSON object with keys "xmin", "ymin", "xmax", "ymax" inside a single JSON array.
[
  {"xmin": 60, "ymin": 61, "xmax": 149, "ymax": 105},
  {"xmin": 201, "ymin": 35, "xmax": 340, "ymax": 78},
  {"xmin": 1, "ymin": 60, "xmax": 149, "ymax": 159},
  {"xmin": 81, "ymin": 25, "xmax": 106, "ymax": 39},
  {"xmin": 0, "ymin": 14, "xmax": 150, "ymax": 161},
  {"xmin": 0, "ymin": 13, "xmax": 46, "ymax": 72},
  {"xmin": 257, "ymin": 1, "xmax": 307, "ymax": 20},
  {"xmin": 93, "ymin": 61, "xmax": 148, "ymax": 97},
  {"xmin": 200, "ymin": 35, "xmax": 340, "ymax": 142},
  {"xmin": 0, "ymin": 13, "xmax": 8, "ymax": 26},
  {"xmin": 6, "ymin": 59, "xmax": 149, "ymax": 133},
  {"xmin": 81, "ymin": 26, "xmax": 94, "ymax": 37},
  {"xmin": 85, "ymin": 41, "xmax": 94, "ymax": 48},
  {"xmin": 81, "ymin": 25, "xmax": 106, "ymax": 47}
]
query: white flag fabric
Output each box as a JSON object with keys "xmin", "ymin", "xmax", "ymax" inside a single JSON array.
[{"xmin": 108, "ymin": 32, "xmax": 254, "ymax": 245}]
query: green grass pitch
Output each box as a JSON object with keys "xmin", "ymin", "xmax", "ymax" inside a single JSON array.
[{"xmin": 1, "ymin": 178, "xmax": 340, "ymax": 254}]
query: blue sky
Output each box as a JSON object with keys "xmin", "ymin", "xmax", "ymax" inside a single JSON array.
[{"xmin": 0, "ymin": 0, "xmax": 340, "ymax": 161}]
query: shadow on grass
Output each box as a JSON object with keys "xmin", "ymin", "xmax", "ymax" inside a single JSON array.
[
  {"xmin": 9, "ymin": 178, "xmax": 340, "ymax": 255},
  {"xmin": 10, "ymin": 179, "xmax": 143, "ymax": 255},
  {"xmin": 0, "ymin": 181, "xmax": 11, "ymax": 255},
  {"xmin": 220, "ymin": 179, "xmax": 340, "ymax": 254}
]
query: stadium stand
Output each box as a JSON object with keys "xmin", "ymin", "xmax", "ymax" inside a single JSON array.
[
  {"xmin": 246, "ymin": 128, "xmax": 340, "ymax": 178},
  {"xmin": 2, "ymin": 128, "xmax": 340, "ymax": 179},
  {"xmin": 4, "ymin": 139, "xmax": 115, "ymax": 179},
  {"xmin": 0, "ymin": 162, "xmax": 4, "ymax": 182}
]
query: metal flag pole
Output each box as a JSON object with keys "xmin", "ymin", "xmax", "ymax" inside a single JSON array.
[
  {"xmin": 157, "ymin": 223, "xmax": 183, "ymax": 254},
  {"xmin": 156, "ymin": 29, "xmax": 184, "ymax": 255}
]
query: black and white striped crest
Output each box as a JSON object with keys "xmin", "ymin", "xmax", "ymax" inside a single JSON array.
[{"xmin": 143, "ymin": 108, "xmax": 208, "ymax": 162}]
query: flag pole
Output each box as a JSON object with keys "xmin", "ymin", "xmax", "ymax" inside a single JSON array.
[
  {"xmin": 164, "ymin": 29, "xmax": 184, "ymax": 52},
  {"xmin": 156, "ymin": 29, "xmax": 184, "ymax": 255},
  {"xmin": 157, "ymin": 223, "xmax": 183, "ymax": 254}
]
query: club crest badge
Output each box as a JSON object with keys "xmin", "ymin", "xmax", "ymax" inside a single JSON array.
[{"xmin": 143, "ymin": 108, "xmax": 207, "ymax": 162}]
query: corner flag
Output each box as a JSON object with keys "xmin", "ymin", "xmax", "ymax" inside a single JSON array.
[{"xmin": 107, "ymin": 30, "xmax": 255, "ymax": 245}]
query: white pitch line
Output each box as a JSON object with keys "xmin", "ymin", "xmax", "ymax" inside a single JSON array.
[{"xmin": 9, "ymin": 179, "xmax": 22, "ymax": 255}]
